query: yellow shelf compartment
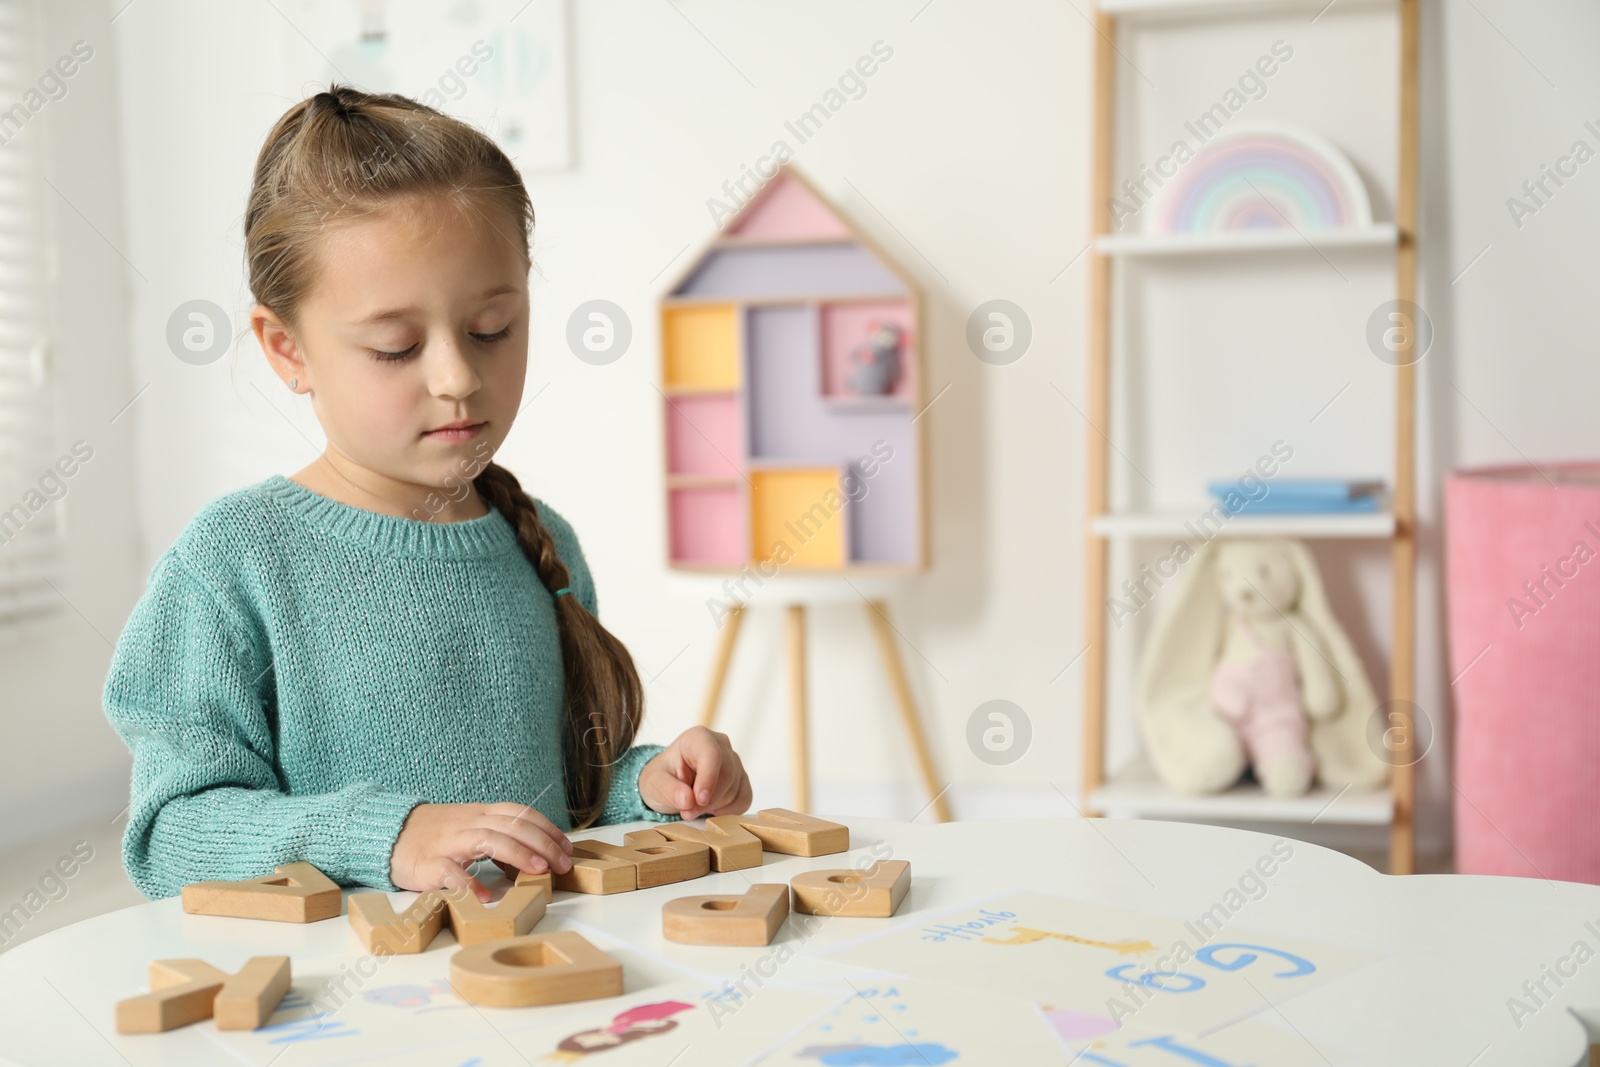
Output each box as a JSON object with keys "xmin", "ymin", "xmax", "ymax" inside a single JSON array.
[
  {"xmin": 661, "ymin": 303, "xmax": 740, "ymax": 391},
  {"xmin": 748, "ymin": 466, "xmax": 849, "ymax": 571}
]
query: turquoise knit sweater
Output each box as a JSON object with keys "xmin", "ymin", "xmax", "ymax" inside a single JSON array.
[{"xmin": 102, "ymin": 474, "xmax": 671, "ymax": 900}]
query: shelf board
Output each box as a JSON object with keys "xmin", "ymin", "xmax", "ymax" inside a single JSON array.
[
  {"xmin": 822, "ymin": 394, "xmax": 911, "ymax": 409},
  {"xmin": 1098, "ymin": 0, "xmax": 1391, "ymax": 17},
  {"xmin": 669, "ymin": 561, "xmax": 922, "ymax": 576},
  {"xmin": 1092, "ymin": 756, "xmax": 1394, "ymax": 826},
  {"xmin": 1096, "ymin": 224, "xmax": 1398, "ymax": 257},
  {"xmin": 712, "ymin": 234, "xmax": 855, "ymax": 250},
  {"xmin": 1093, "ymin": 508, "xmax": 1395, "ymax": 539},
  {"xmin": 662, "ymin": 384, "xmax": 738, "ymax": 398},
  {"xmin": 746, "ymin": 457, "xmax": 853, "ymax": 471},
  {"xmin": 666, "ymin": 474, "xmax": 740, "ymax": 489},
  {"xmin": 662, "ymin": 292, "xmax": 910, "ymax": 309}
]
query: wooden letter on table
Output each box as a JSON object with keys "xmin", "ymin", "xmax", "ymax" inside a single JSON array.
[
  {"xmin": 566, "ymin": 830, "xmax": 711, "ymax": 889},
  {"xmin": 449, "ymin": 932, "xmax": 623, "ymax": 1007},
  {"xmin": 441, "ymin": 885, "xmax": 548, "ymax": 946},
  {"xmin": 653, "ymin": 818, "xmax": 763, "ymax": 871},
  {"xmin": 347, "ymin": 890, "xmax": 449, "ymax": 954},
  {"xmin": 791, "ymin": 860, "xmax": 910, "ymax": 917},
  {"xmin": 513, "ymin": 869, "xmax": 554, "ymax": 897},
  {"xmin": 662, "ymin": 883, "xmax": 788, "ymax": 946},
  {"xmin": 213, "ymin": 956, "xmax": 293, "ymax": 1030},
  {"xmin": 724, "ymin": 809, "xmax": 849, "ymax": 857},
  {"xmin": 180, "ymin": 861, "xmax": 341, "ymax": 923},
  {"xmin": 552, "ymin": 852, "xmax": 637, "ymax": 895},
  {"xmin": 115, "ymin": 955, "xmax": 291, "ymax": 1034}
]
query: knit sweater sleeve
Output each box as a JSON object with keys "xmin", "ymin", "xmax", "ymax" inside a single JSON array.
[
  {"xmin": 103, "ymin": 549, "xmax": 426, "ymax": 899},
  {"xmin": 536, "ymin": 498, "xmax": 675, "ymax": 827}
]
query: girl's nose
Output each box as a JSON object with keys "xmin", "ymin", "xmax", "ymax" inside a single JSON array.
[{"xmin": 428, "ymin": 341, "xmax": 481, "ymax": 398}]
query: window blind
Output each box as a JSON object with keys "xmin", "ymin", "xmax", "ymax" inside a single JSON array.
[{"xmin": 0, "ymin": 0, "xmax": 65, "ymax": 641}]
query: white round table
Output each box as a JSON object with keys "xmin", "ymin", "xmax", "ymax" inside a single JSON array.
[{"xmin": 1, "ymin": 816, "xmax": 1597, "ymax": 1066}]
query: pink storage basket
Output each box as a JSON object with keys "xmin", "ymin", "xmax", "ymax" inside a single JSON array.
[{"xmin": 1446, "ymin": 463, "xmax": 1600, "ymax": 883}]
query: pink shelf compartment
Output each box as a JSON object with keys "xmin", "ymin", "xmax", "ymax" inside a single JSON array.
[{"xmin": 818, "ymin": 300, "xmax": 915, "ymax": 403}]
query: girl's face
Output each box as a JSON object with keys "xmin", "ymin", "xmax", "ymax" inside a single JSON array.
[{"xmin": 254, "ymin": 193, "xmax": 529, "ymax": 508}]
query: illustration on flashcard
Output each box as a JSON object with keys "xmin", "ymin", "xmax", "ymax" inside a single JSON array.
[
  {"xmin": 794, "ymin": 988, "xmax": 956, "ymax": 1067},
  {"xmin": 796, "ymin": 1042, "xmax": 957, "ymax": 1066},
  {"xmin": 363, "ymin": 977, "xmax": 466, "ymax": 1014},
  {"xmin": 768, "ymin": 981, "xmax": 1068, "ymax": 1065},
  {"xmin": 1041, "ymin": 1004, "xmax": 1120, "ymax": 1042},
  {"xmin": 539, "ymin": 1000, "xmax": 695, "ymax": 1061},
  {"xmin": 819, "ymin": 891, "xmax": 1384, "ymax": 1035},
  {"xmin": 1049, "ymin": 1016, "xmax": 1352, "ymax": 1066}
]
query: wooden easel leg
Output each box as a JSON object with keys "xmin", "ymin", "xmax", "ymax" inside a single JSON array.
[
  {"xmin": 787, "ymin": 604, "xmax": 810, "ymax": 812},
  {"xmin": 865, "ymin": 599, "xmax": 952, "ymax": 823},
  {"xmin": 698, "ymin": 603, "xmax": 746, "ymax": 730}
]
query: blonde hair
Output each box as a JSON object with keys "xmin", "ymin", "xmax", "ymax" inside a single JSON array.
[{"xmin": 244, "ymin": 84, "xmax": 644, "ymax": 829}]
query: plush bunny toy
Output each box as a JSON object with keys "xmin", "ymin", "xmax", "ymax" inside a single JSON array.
[
  {"xmin": 1207, "ymin": 540, "xmax": 1341, "ymax": 797},
  {"xmin": 1133, "ymin": 536, "xmax": 1388, "ymax": 799}
]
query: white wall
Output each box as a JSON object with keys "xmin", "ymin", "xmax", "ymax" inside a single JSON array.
[
  {"xmin": 11, "ymin": 0, "xmax": 1598, "ymax": 860},
  {"xmin": 0, "ymin": 0, "xmax": 139, "ymax": 847}
]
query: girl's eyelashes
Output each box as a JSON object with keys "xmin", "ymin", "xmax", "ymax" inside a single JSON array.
[
  {"xmin": 364, "ymin": 326, "xmax": 513, "ymax": 363},
  {"xmin": 367, "ymin": 343, "xmax": 419, "ymax": 363}
]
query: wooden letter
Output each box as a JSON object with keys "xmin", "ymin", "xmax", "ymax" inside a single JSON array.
[
  {"xmin": 115, "ymin": 955, "xmax": 291, "ymax": 1034},
  {"xmin": 725, "ymin": 809, "xmax": 849, "ymax": 857},
  {"xmin": 442, "ymin": 885, "xmax": 548, "ymax": 946},
  {"xmin": 513, "ymin": 869, "xmax": 554, "ymax": 897},
  {"xmin": 449, "ymin": 932, "xmax": 622, "ymax": 1007},
  {"xmin": 791, "ymin": 860, "xmax": 910, "ymax": 917},
  {"xmin": 567, "ymin": 830, "xmax": 710, "ymax": 888},
  {"xmin": 180, "ymin": 861, "xmax": 341, "ymax": 923},
  {"xmin": 115, "ymin": 959, "xmax": 225, "ymax": 1034},
  {"xmin": 552, "ymin": 852, "xmax": 637, "ymax": 895},
  {"xmin": 663, "ymin": 884, "xmax": 788, "ymax": 946},
  {"xmin": 653, "ymin": 819, "xmax": 763, "ymax": 872},
  {"xmin": 214, "ymin": 956, "xmax": 291, "ymax": 1030},
  {"xmin": 348, "ymin": 890, "xmax": 448, "ymax": 955}
]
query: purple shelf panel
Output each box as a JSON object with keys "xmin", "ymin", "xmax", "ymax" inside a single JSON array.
[
  {"xmin": 743, "ymin": 304, "xmax": 919, "ymax": 565},
  {"xmin": 671, "ymin": 244, "xmax": 905, "ymax": 299}
]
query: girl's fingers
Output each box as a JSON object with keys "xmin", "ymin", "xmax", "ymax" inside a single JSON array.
[
  {"xmin": 711, "ymin": 771, "xmax": 753, "ymax": 816},
  {"xmin": 485, "ymin": 803, "xmax": 573, "ymax": 853},
  {"xmin": 708, "ymin": 752, "xmax": 745, "ymax": 810},
  {"xmin": 435, "ymin": 859, "xmax": 487, "ymax": 903},
  {"xmin": 661, "ymin": 747, "xmax": 695, "ymax": 811},
  {"xmin": 685, "ymin": 733, "xmax": 723, "ymax": 810},
  {"xmin": 471, "ymin": 826, "xmax": 571, "ymax": 876}
]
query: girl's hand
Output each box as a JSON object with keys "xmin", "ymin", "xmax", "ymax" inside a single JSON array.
[
  {"xmin": 639, "ymin": 727, "xmax": 752, "ymax": 821},
  {"xmin": 389, "ymin": 802, "xmax": 575, "ymax": 902}
]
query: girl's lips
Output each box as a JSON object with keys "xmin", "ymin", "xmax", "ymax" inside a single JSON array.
[{"xmin": 424, "ymin": 421, "xmax": 486, "ymax": 441}]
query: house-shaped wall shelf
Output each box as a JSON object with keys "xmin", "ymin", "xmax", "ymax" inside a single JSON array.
[{"xmin": 660, "ymin": 166, "xmax": 927, "ymax": 575}]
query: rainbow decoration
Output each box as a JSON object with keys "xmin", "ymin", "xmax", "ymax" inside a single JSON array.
[{"xmin": 1155, "ymin": 122, "xmax": 1372, "ymax": 234}]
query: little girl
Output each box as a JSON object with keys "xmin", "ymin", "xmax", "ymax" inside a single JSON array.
[{"xmin": 103, "ymin": 85, "xmax": 751, "ymax": 902}]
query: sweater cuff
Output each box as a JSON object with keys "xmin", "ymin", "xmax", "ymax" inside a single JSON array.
[
  {"xmin": 599, "ymin": 744, "xmax": 677, "ymax": 826},
  {"xmin": 329, "ymin": 786, "xmax": 428, "ymax": 891}
]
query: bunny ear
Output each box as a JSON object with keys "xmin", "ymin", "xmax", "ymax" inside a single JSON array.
[
  {"xmin": 1279, "ymin": 538, "xmax": 1389, "ymax": 788},
  {"xmin": 1135, "ymin": 537, "xmax": 1227, "ymax": 718},
  {"xmin": 1132, "ymin": 535, "xmax": 1253, "ymax": 793}
]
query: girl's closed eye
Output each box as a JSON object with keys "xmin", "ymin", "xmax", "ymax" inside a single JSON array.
[{"xmin": 366, "ymin": 326, "xmax": 513, "ymax": 363}]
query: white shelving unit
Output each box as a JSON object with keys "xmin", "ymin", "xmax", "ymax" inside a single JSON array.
[
  {"xmin": 1092, "ymin": 754, "xmax": 1395, "ymax": 825},
  {"xmin": 1097, "ymin": 0, "xmax": 1392, "ymax": 17},
  {"xmin": 1096, "ymin": 223, "xmax": 1398, "ymax": 257},
  {"xmin": 1092, "ymin": 509, "xmax": 1397, "ymax": 540},
  {"xmin": 1080, "ymin": 0, "xmax": 1421, "ymax": 872}
]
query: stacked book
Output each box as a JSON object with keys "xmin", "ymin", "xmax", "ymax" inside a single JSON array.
[{"xmin": 1206, "ymin": 478, "xmax": 1386, "ymax": 514}]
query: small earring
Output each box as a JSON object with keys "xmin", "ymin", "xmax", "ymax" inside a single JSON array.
[{"xmin": 289, "ymin": 378, "xmax": 298, "ymax": 390}]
